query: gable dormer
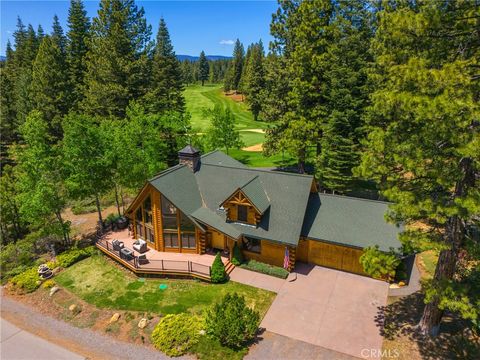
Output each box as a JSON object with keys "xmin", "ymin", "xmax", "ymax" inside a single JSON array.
[{"xmin": 220, "ymin": 176, "xmax": 270, "ymax": 226}]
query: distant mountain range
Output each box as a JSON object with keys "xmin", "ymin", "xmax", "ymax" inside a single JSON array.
[{"xmin": 176, "ymin": 55, "xmax": 231, "ymax": 62}]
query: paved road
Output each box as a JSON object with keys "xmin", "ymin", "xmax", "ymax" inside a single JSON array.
[{"xmin": 1, "ymin": 318, "xmax": 85, "ymax": 360}]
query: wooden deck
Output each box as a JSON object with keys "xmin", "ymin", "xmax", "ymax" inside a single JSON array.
[{"xmin": 96, "ymin": 229, "xmax": 232, "ymax": 281}]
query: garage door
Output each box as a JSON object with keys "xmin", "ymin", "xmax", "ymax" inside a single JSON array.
[{"xmin": 297, "ymin": 239, "xmax": 366, "ymax": 275}]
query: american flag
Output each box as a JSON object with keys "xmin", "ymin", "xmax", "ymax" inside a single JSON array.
[{"xmin": 283, "ymin": 246, "xmax": 289, "ymax": 270}]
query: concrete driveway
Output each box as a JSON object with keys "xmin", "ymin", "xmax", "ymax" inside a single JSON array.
[{"xmin": 261, "ymin": 264, "xmax": 388, "ymax": 359}]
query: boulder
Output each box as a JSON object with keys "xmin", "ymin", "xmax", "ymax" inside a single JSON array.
[
  {"xmin": 49, "ymin": 286, "xmax": 60, "ymax": 297},
  {"xmin": 110, "ymin": 313, "xmax": 121, "ymax": 323},
  {"xmin": 137, "ymin": 318, "xmax": 148, "ymax": 329},
  {"xmin": 69, "ymin": 304, "xmax": 78, "ymax": 312}
]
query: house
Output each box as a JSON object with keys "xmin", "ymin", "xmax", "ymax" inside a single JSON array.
[{"xmin": 125, "ymin": 146, "xmax": 402, "ymax": 276}]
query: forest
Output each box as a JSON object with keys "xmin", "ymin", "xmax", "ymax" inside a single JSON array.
[{"xmin": 0, "ymin": 0, "xmax": 479, "ymax": 344}]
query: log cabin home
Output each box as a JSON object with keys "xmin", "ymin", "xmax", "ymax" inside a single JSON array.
[{"xmin": 125, "ymin": 146, "xmax": 402, "ymax": 276}]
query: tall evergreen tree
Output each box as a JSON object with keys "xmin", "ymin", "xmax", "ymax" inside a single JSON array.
[
  {"xmin": 0, "ymin": 41, "xmax": 17, "ymax": 145},
  {"xmin": 264, "ymin": 0, "xmax": 371, "ymax": 175},
  {"xmin": 31, "ymin": 35, "xmax": 69, "ymax": 140},
  {"xmin": 37, "ymin": 25, "xmax": 45, "ymax": 41},
  {"xmin": 81, "ymin": 0, "xmax": 152, "ymax": 118},
  {"xmin": 231, "ymin": 39, "xmax": 244, "ymax": 91},
  {"xmin": 143, "ymin": 18, "xmax": 185, "ymax": 114},
  {"xmin": 358, "ymin": 0, "xmax": 479, "ymax": 336},
  {"xmin": 243, "ymin": 41, "xmax": 265, "ymax": 121},
  {"xmin": 52, "ymin": 15, "xmax": 67, "ymax": 54},
  {"xmin": 67, "ymin": 0, "xmax": 90, "ymax": 110},
  {"xmin": 13, "ymin": 23, "xmax": 39, "ymax": 125},
  {"xmin": 198, "ymin": 50, "xmax": 209, "ymax": 86}
]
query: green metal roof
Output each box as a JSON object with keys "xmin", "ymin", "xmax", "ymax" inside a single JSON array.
[
  {"xmin": 301, "ymin": 193, "xmax": 402, "ymax": 251},
  {"xmin": 147, "ymin": 150, "xmax": 401, "ymax": 250},
  {"xmin": 190, "ymin": 207, "xmax": 242, "ymax": 239},
  {"xmin": 194, "ymin": 162, "xmax": 313, "ymax": 246},
  {"xmin": 149, "ymin": 165, "xmax": 202, "ymax": 214},
  {"xmin": 239, "ymin": 176, "xmax": 270, "ymax": 214}
]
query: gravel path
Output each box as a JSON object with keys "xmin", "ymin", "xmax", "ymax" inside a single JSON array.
[{"xmin": 0, "ymin": 291, "xmax": 185, "ymax": 360}]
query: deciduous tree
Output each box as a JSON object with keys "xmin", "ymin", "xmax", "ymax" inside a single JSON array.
[{"xmin": 14, "ymin": 111, "xmax": 70, "ymax": 246}]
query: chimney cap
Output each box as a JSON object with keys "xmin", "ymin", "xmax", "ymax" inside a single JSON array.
[{"xmin": 179, "ymin": 144, "xmax": 200, "ymax": 156}]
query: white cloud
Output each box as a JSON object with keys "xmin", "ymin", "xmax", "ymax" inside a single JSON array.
[{"xmin": 219, "ymin": 39, "xmax": 234, "ymax": 45}]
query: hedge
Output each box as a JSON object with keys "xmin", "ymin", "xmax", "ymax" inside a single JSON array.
[
  {"xmin": 9, "ymin": 267, "xmax": 41, "ymax": 293},
  {"xmin": 54, "ymin": 246, "xmax": 97, "ymax": 268},
  {"xmin": 240, "ymin": 260, "xmax": 289, "ymax": 279}
]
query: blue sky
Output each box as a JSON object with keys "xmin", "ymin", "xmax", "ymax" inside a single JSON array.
[{"xmin": 1, "ymin": 1, "xmax": 278, "ymax": 56}]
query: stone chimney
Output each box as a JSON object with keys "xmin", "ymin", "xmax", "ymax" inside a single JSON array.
[{"xmin": 178, "ymin": 145, "xmax": 201, "ymax": 172}]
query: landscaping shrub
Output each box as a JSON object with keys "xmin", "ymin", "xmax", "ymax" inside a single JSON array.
[
  {"xmin": 41, "ymin": 279, "xmax": 56, "ymax": 289},
  {"xmin": 240, "ymin": 260, "xmax": 289, "ymax": 279},
  {"xmin": 205, "ymin": 293, "xmax": 259, "ymax": 349},
  {"xmin": 360, "ymin": 246, "xmax": 400, "ymax": 282},
  {"xmin": 0, "ymin": 239, "xmax": 35, "ymax": 281},
  {"xmin": 211, "ymin": 253, "xmax": 227, "ymax": 283},
  {"xmin": 231, "ymin": 243, "xmax": 244, "ymax": 266},
  {"xmin": 56, "ymin": 246, "xmax": 97, "ymax": 268},
  {"xmin": 9, "ymin": 267, "xmax": 41, "ymax": 293},
  {"xmin": 151, "ymin": 313, "xmax": 204, "ymax": 356}
]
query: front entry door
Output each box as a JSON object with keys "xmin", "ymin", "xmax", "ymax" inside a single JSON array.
[{"xmin": 211, "ymin": 230, "xmax": 225, "ymax": 250}]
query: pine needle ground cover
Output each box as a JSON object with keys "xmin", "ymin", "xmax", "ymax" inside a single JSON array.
[{"xmin": 55, "ymin": 255, "xmax": 275, "ymax": 316}]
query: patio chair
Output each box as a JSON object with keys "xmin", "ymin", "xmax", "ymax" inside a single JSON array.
[
  {"xmin": 133, "ymin": 239, "xmax": 147, "ymax": 253},
  {"xmin": 112, "ymin": 239, "xmax": 125, "ymax": 251},
  {"xmin": 137, "ymin": 254, "xmax": 148, "ymax": 265}
]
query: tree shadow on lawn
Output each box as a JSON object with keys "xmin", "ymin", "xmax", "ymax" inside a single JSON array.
[{"xmin": 375, "ymin": 292, "xmax": 479, "ymax": 359}]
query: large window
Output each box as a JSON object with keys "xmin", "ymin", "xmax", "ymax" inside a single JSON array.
[
  {"xmin": 237, "ymin": 205, "xmax": 248, "ymax": 222},
  {"xmin": 135, "ymin": 197, "xmax": 154, "ymax": 244},
  {"xmin": 162, "ymin": 195, "xmax": 177, "ymax": 230},
  {"xmin": 180, "ymin": 213, "xmax": 196, "ymax": 249},
  {"xmin": 244, "ymin": 236, "xmax": 261, "ymax": 253},
  {"xmin": 164, "ymin": 232, "xmax": 179, "ymax": 248},
  {"xmin": 181, "ymin": 233, "xmax": 196, "ymax": 249}
]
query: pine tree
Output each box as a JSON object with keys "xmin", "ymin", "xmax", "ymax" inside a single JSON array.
[
  {"xmin": 358, "ymin": 1, "xmax": 479, "ymax": 336},
  {"xmin": 264, "ymin": 0, "xmax": 371, "ymax": 174},
  {"xmin": 13, "ymin": 22, "xmax": 39, "ymax": 125},
  {"xmin": 231, "ymin": 39, "xmax": 244, "ymax": 91},
  {"xmin": 81, "ymin": 0, "xmax": 152, "ymax": 118},
  {"xmin": 198, "ymin": 50, "xmax": 209, "ymax": 86},
  {"xmin": 52, "ymin": 15, "xmax": 67, "ymax": 54},
  {"xmin": 67, "ymin": 0, "xmax": 90, "ymax": 110},
  {"xmin": 31, "ymin": 35, "xmax": 69, "ymax": 140},
  {"xmin": 0, "ymin": 41, "xmax": 18, "ymax": 144},
  {"xmin": 244, "ymin": 42, "xmax": 265, "ymax": 121},
  {"xmin": 37, "ymin": 25, "xmax": 45, "ymax": 41},
  {"xmin": 238, "ymin": 44, "xmax": 251, "ymax": 95},
  {"xmin": 143, "ymin": 18, "xmax": 185, "ymax": 114}
]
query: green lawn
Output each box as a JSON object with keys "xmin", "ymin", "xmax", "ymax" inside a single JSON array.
[
  {"xmin": 55, "ymin": 255, "xmax": 275, "ymax": 317},
  {"xmin": 185, "ymin": 84, "xmax": 290, "ymax": 167},
  {"xmin": 185, "ymin": 84, "xmax": 268, "ymax": 131}
]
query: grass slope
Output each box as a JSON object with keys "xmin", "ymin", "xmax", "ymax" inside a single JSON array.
[
  {"xmin": 184, "ymin": 84, "xmax": 293, "ymax": 167},
  {"xmin": 56, "ymin": 255, "xmax": 275, "ymax": 317}
]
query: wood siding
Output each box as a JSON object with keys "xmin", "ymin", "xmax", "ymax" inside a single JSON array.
[
  {"xmin": 299, "ymin": 238, "xmax": 366, "ymax": 275},
  {"xmin": 223, "ymin": 190, "xmax": 260, "ymax": 226},
  {"xmin": 242, "ymin": 240, "xmax": 286, "ymax": 267}
]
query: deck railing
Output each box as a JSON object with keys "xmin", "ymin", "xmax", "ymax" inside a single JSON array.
[{"xmin": 96, "ymin": 238, "xmax": 211, "ymax": 280}]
